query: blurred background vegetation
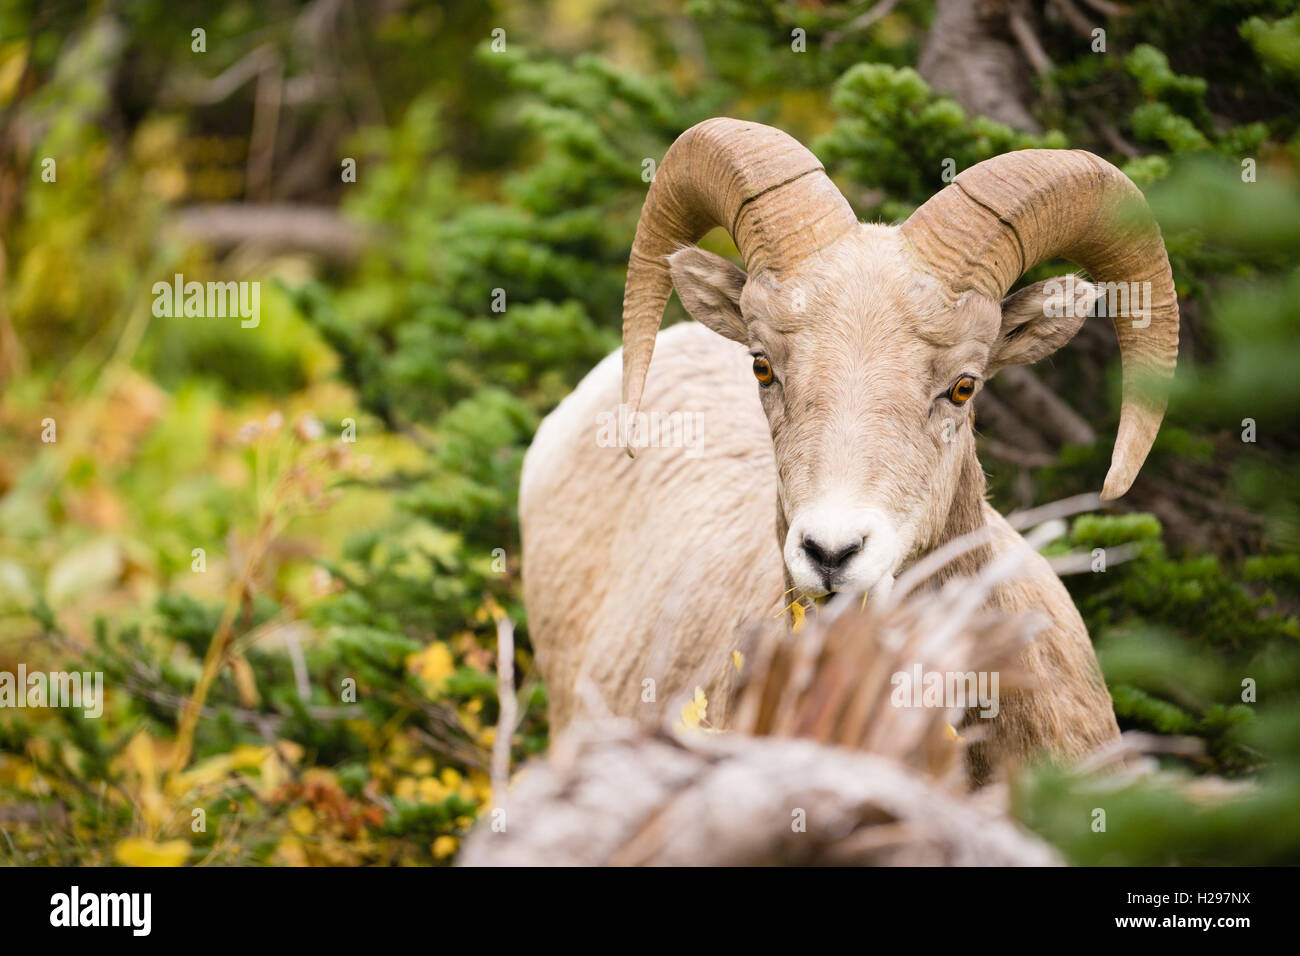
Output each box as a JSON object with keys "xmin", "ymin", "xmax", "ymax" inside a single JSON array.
[{"xmin": 0, "ymin": 0, "xmax": 1297, "ymax": 865}]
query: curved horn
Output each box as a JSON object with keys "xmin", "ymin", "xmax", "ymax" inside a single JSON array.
[
  {"xmin": 900, "ymin": 149, "xmax": 1179, "ymax": 500},
  {"xmin": 621, "ymin": 118, "xmax": 858, "ymax": 443}
]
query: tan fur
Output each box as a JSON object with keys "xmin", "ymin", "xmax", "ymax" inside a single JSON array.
[
  {"xmin": 521, "ymin": 123, "xmax": 1179, "ymax": 778},
  {"xmin": 522, "ymin": 224, "xmax": 1121, "ymax": 774},
  {"xmin": 521, "ymin": 322, "xmax": 783, "ymax": 732}
]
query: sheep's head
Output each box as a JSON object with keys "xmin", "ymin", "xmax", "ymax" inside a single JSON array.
[
  {"xmin": 622, "ymin": 119, "xmax": 1179, "ymax": 598},
  {"xmin": 668, "ymin": 233, "xmax": 1101, "ymax": 597}
]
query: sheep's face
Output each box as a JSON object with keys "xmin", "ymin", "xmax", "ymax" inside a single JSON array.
[{"xmin": 669, "ymin": 224, "xmax": 1094, "ymax": 598}]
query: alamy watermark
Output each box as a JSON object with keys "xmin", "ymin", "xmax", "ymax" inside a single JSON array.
[
  {"xmin": 890, "ymin": 664, "xmax": 999, "ymax": 718},
  {"xmin": 50, "ymin": 886, "xmax": 150, "ymax": 936},
  {"xmin": 596, "ymin": 404, "xmax": 703, "ymax": 458},
  {"xmin": 152, "ymin": 273, "xmax": 260, "ymax": 328},
  {"xmin": 1042, "ymin": 274, "xmax": 1152, "ymax": 328},
  {"xmin": 0, "ymin": 666, "xmax": 104, "ymax": 718}
]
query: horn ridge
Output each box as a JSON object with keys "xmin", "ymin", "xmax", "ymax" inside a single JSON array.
[
  {"xmin": 902, "ymin": 148, "xmax": 1179, "ymax": 500},
  {"xmin": 619, "ymin": 118, "xmax": 858, "ymax": 432}
]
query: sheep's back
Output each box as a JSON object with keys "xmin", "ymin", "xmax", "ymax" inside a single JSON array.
[{"xmin": 520, "ymin": 321, "xmax": 784, "ymax": 732}]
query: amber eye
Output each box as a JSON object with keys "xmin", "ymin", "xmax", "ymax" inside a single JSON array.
[
  {"xmin": 752, "ymin": 355, "xmax": 775, "ymax": 386},
  {"xmin": 948, "ymin": 376, "xmax": 977, "ymax": 404}
]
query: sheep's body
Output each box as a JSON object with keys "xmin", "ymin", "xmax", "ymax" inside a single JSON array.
[
  {"xmin": 521, "ymin": 119, "xmax": 1177, "ymax": 779},
  {"xmin": 521, "ymin": 322, "xmax": 782, "ymax": 730},
  {"xmin": 521, "ymin": 321, "xmax": 1120, "ymax": 773}
]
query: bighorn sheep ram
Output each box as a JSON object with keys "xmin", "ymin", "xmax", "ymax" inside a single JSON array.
[{"xmin": 520, "ymin": 118, "xmax": 1178, "ymax": 777}]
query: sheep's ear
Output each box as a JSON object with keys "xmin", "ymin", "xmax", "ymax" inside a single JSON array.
[
  {"xmin": 989, "ymin": 275, "xmax": 1098, "ymax": 372},
  {"xmin": 668, "ymin": 247, "xmax": 749, "ymax": 344}
]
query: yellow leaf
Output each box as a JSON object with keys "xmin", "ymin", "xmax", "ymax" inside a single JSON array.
[
  {"xmin": 945, "ymin": 723, "xmax": 965, "ymax": 743},
  {"xmin": 679, "ymin": 687, "xmax": 708, "ymax": 728},
  {"xmin": 288, "ymin": 805, "xmax": 316, "ymax": 836},
  {"xmin": 481, "ymin": 594, "xmax": 506, "ymax": 623},
  {"xmin": 117, "ymin": 731, "xmax": 167, "ymax": 829},
  {"xmin": 121, "ymin": 730, "xmax": 160, "ymax": 781},
  {"xmin": 732, "ymin": 650, "xmax": 744, "ymax": 671},
  {"xmin": 229, "ymin": 653, "xmax": 260, "ymax": 708},
  {"xmin": 406, "ymin": 641, "xmax": 456, "ymax": 696},
  {"xmin": 773, "ymin": 597, "xmax": 809, "ymax": 633},
  {"xmin": 0, "ymin": 45, "xmax": 28, "ymax": 103},
  {"xmin": 432, "ymin": 836, "xmax": 458, "ymax": 860},
  {"xmin": 468, "ymin": 769, "xmax": 493, "ymax": 805},
  {"xmin": 250, "ymin": 741, "xmax": 304, "ymax": 800},
  {"xmin": 418, "ymin": 776, "xmax": 450, "ymax": 803},
  {"xmin": 411, "ymin": 757, "xmax": 435, "ymax": 776},
  {"xmin": 458, "ymin": 705, "xmax": 482, "ymax": 736},
  {"xmin": 114, "ymin": 837, "xmax": 189, "ymax": 867},
  {"xmin": 276, "ymin": 835, "xmax": 309, "ymax": 867},
  {"xmin": 169, "ymin": 743, "xmax": 278, "ymax": 797}
]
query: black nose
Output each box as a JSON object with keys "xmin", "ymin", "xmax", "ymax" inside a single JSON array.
[{"xmin": 802, "ymin": 536, "xmax": 862, "ymax": 580}]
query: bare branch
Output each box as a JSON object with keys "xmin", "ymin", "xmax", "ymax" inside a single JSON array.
[
  {"xmin": 1048, "ymin": 542, "xmax": 1139, "ymax": 574},
  {"xmin": 1048, "ymin": 0, "xmax": 1098, "ymax": 38},
  {"xmin": 976, "ymin": 389, "xmax": 1056, "ymax": 455},
  {"xmin": 1007, "ymin": 3, "xmax": 1054, "ymax": 78},
  {"xmin": 165, "ymin": 45, "xmax": 279, "ymax": 106},
  {"xmin": 1006, "ymin": 492, "xmax": 1103, "ymax": 531},
  {"xmin": 168, "ymin": 203, "xmax": 369, "ymax": 263},
  {"xmin": 491, "ymin": 615, "xmax": 517, "ymax": 807},
  {"xmin": 1078, "ymin": 0, "xmax": 1130, "ymax": 17},
  {"xmin": 979, "ymin": 437, "xmax": 1057, "ymax": 469},
  {"xmin": 992, "ymin": 366, "xmax": 1096, "ymax": 447},
  {"xmin": 823, "ymin": 0, "xmax": 902, "ymax": 51}
]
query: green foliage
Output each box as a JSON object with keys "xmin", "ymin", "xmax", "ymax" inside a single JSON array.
[
  {"xmin": 1013, "ymin": 506, "xmax": 1300, "ymax": 862},
  {"xmin": 817, "ymin": 64, "xmax": 1065, "ymax": 216},
  {"xmin": 1016, "ymin": 754, "xmax": 1300, "ymax": 865},
  {"xmin": 683, "ymin": 0, "xmax": 929, "ymax": 90},
  {"xmin": 1241, "ymin": 10, "xmax": 1300, "ymax": 77},
  {"xmin": 1127, "ymin": 44, "xmax": 1209, "ymax": 105},
  {"xmin": 1011, "ymin": 148, "xmax": 1300, "ymax": 863}
]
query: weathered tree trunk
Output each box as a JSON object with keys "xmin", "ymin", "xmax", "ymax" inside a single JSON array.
[
  {"xmin": 464, "ymin": 576, "xmax": 1060, "ymax": 866},
  {"xmin": 919, "ymin": 0, "xmax": 1043, "ymax": 132},
  {"xmin": 460, "ymin": 721, "xmax": 1061, "ymax": 867}
]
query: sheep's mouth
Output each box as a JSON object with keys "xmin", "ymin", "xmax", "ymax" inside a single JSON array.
[{"xmin": 824, "ymin": 574, "xmax": 897, "ymax": 608}]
